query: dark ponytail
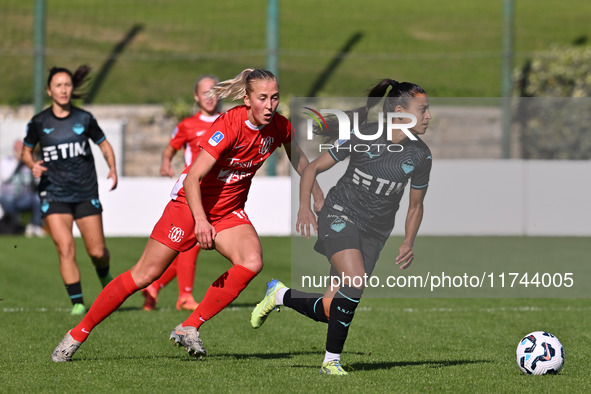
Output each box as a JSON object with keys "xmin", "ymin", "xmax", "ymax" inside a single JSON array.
[
  {"xmin": 315, "ymin": 78, "xmax": 426, "ymax": 143},
  {"xmin": 47, "ymin": 65, "xmax": 92, "ymax": 99}
]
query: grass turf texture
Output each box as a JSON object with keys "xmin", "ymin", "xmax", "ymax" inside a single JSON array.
[
  {"xmin": 1, "ymin": 0, "xmax": 591, "ymax": 105},
  {"xmin": 1, "ymin": 236, "xmax": 590, "ymax": 392}
]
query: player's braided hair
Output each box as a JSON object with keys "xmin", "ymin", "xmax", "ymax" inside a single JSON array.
[
  {"xmin": 316, "ymin": 78, "xmax": 426, "ymax": 142},
  {"xmin": 47, "ymin": 65, "xmax": 92, "ymax": 99},
  {"xmin": 206, "ymin": 68, "xmax": 278, "ymax": 101}
]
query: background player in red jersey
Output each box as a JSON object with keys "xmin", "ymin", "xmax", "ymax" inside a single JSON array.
[
  {"xmin": 21, "ymin": 65, "xmax": 118, "ymax": 315},
  {"xmin": 52, "ymin": 68, "xmax": 324, "ymax": 362},
  {"xmin": 142, "ymin": 75, "xmax": 220, "ymax": 312}
]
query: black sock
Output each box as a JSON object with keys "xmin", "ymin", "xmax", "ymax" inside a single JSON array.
[
  {"xmin": 65, "ymin": 282, "xmax": 84, "ymax": 306},
  {"xmin": 326, "ymin": 286, "xmax": 362, "ymax": 354},
  {"xmin": 283, "ymin": 289, "xmax": 329, "ymax": 323},
  {"xmin": 95, "ymin": 266, "xmax": 110, "ymax": 279}
]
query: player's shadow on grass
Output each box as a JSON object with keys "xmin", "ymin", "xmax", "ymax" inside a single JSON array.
[
  {"xmin": 114, "ymin": 303, "xmax": 255, "ymax": 313},
  {"xmin": 115, "ymin": 306, "xmax": 146, "ymax": 312},
  {"xmin": 348, "ymin": 359, "xmax": 491, "ymax": 371},
  {"xmin": 209, "ymin": 350, "xmax": 337, "ymax": 360}
]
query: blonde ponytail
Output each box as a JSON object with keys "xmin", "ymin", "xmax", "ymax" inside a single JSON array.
[
  {"xmin": 206, "ymin": 68, "xmax": 277, "ymax": 101},
  {"xmin": 207, "ymin": 68, "xmax": 254, "ymax": 101}
]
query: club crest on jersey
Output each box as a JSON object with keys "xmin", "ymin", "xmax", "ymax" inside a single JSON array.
[
  {"xmin": 209, "ymin": 131, "xmax": 225, "ymax": 146},
  {"xmin": 73, "ymin": 123, "xmax": 85, "ymax": 135},
  {"xmin": 258, "ymin": 136, "xmax": 275, "ymax": 155},
  {"xmin": 402, "ymin": 159, "xmax": 415, "ymax": 174}
]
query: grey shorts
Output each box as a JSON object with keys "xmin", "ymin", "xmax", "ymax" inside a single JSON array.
[
  {"xmin": 313, "ymin": 205, "xmax": 386, "ymax": 276},
  {"xmin": 40, "ymin": 199, "xmax": 103, "ymax": 220}
]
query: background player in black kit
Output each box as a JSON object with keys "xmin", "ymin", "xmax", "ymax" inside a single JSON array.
[
  {"xmin": 21, "ymin": 65, "xmax": 118, "ymax": 315},
  {"xmin": 251, "ymin": 79, "xmax": 432, "ymax": 375}
]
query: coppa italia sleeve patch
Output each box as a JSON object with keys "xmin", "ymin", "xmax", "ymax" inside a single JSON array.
[{"xmin": 208, "ymin": 131, "xmax": 225, "ymax": 146}]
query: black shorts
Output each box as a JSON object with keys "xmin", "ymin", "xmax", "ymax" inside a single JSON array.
[
  {"xmin": 314, "ymin": 205, "xmax": 386, "ymax": 276},
  {"xmin": 40, "ymin": 199, "xmax": 103, "ymax": 220}
]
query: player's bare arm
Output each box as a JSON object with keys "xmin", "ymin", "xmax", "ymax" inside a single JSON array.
[
  {"xmin": 184, "ymin": 150, "xmax": 217, "ymax": 250},
  {"xmin": 396, "ymin": 187, "xmax": 427, "ymax": 269},
  {"xmin": 98, "ymin": 139, "xmax": 118, "ymax": 190},
  {"xmin": 296, "ymin": 151, "xmax": 336, "ymax": 238}
]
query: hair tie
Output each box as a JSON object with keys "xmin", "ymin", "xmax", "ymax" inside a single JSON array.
[{"xmin": 389, "ymin": 80, "xmax": 399, "ymax": 87}]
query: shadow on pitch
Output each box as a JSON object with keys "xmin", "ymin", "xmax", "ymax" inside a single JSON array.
[
  {"xmin": 348, "ymin": 358, "xmax": 491, "ymax": 371},
  {"xmin": 306, "ymin": 31, "xmax": 364, "ymax": 97},
  {"xmin": 208, "ymin": 350, "xmax": 350, "ymax": 361},
  {"xmin": 84, "ymin": 23, "xmax": 143, "ymax": 104}
]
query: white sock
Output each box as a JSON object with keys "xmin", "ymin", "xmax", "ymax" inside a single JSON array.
[
  {"xmin": 323, "ymin": 351, "xmax": 341, "ymax": 363},
  {"xmin": 275, "ymin": 287, "xmax": 288, "ymax": 306}
]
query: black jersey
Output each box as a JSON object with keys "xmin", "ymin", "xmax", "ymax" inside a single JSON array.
[
  {"xmin": 23, "ymin": 106, "xmax": 106, "ymax": 203},
  {"xmin": 322, "ymin": 123, "xmax": 432, "ymax": 240}
]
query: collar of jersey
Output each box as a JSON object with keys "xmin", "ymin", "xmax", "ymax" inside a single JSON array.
[
  {"xmin": 244, "ymin": 119, "xmax": 264, "ymax": 130},
  {"xmin": 199, "ymin": 113, "xmax": 220, "ymax": 122}
]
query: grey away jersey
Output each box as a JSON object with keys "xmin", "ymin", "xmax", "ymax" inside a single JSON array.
[
  {"xmin": 323, "ymin": 123, "xmax": 432, "ymax": 240},
  {"xmin": 24, "ymin": 106, "xmax": 106, "ymax": 202}
]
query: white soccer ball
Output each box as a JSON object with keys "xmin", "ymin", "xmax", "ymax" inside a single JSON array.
[{"xmin": 516, "ymin": 331, "xmax": 564, "ymax": 375}]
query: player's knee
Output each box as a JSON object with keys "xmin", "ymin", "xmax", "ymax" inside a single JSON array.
[
  {"xmin": 88, "ymin": 247, "xmax": 109, "ymax": 262},
  {"xmin": 342, "ymin": 270, "xmax": 367, "ymax": 291},
  {"xmin": 236, "ymin": 252, "xmax": 263, "ymax": 274},
  {"xmin": 55, "ymin": 240, "xmax": 76, "ymax": 260},
  {"xmin": 130, "ymin": 265, "xmax": 162, "ymax": 289},
  {"xmin": 323, "ymin": 297, "xmax": 332, "ymax": 320}
]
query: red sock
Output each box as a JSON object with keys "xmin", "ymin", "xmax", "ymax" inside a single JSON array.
[
  {"xmin": 183, "ymin": 265, "xmax": 256, "ymax": 330},
  {"xmin": 70, "ymin": 270, "xmax": 139, "ymax": 342},
  {"xmin": 151, "ymin": 258, "xmax": 177, "ymax": 290},
  {"xmin": 176, "ymin": 244, "xmax": 200, "ymax": 296}
]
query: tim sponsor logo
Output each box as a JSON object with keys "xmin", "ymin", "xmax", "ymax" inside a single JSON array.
[
  {"xmin": 42, "ymin": 141, "xmax": 87, "ymax": 161},
  {"xmin": 352, "ymin": 167, "xmax": 406, "ymax": 196}
]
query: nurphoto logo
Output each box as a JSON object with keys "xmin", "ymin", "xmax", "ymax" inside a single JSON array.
[
  {"xmin": 303, "ymin": 107, "xmax": 416, "ymax": 153},
  {"xmin": 303, "ymin": 107, "xmax": 418, "ymax": 141}
]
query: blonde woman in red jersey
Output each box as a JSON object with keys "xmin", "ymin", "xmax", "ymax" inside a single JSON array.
[
  {"xmin": 142, "ymin": 75, "xmax": 221, "ymax": 312},
  {"xmin": 52, "ymin": 68, "xmax": 324, "ymax": 362}
]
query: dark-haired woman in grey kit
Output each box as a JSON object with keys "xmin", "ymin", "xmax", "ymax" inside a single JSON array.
[{"xmin": 21, "ymin": 65, "xmax": 117, "ymax": 315}]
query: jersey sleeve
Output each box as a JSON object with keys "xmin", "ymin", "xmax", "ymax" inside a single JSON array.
[
  {"xmin": 23, "ymin": 118, "xmax": 39, "ymax": 148},
  {"xmin": 200, "ymin": 115, "xmax": 234, "ymax": 160},
  {"xmin": 410, "ymin": 150, "xmax": 432, "ymax": 189},
  {"xmin": 169, "ymin": 121, "xmax": 186, "ymax": 150},
  {"xmin": 267, "ymin": 114, "xmax": 293, "ymax": 145},
  {"xmin": 87, "ymin": 115, "xmax": 106, "ymax": 144},
  {"xmin": 327, "ymin": 131, "xmax": 356, "ymax": 163},
  {"xmin": 282, "ymin": 119, "xmax": 295, "ymax": 144}
]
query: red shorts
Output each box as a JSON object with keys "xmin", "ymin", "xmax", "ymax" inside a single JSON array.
[{"xmin": 150, "ymin": 200, "xmax": 253, "ymax": 252}]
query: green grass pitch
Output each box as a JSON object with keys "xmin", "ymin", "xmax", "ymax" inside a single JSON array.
[
  {"xmin": 1, "ymin": 235, "xmax": 590, "ymax": 392},
  {"xmin": 1, "ymin": 0, "xmax": 591, "ymax": 104}
]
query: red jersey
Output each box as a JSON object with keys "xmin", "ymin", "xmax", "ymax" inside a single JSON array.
[
  {"xmin": 169, "ymin": 112, "xmax": 220, "ymax": 167},
  {"xmin": 170, "ymin": 105, "xmax": 292, "ymax": 218}
]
